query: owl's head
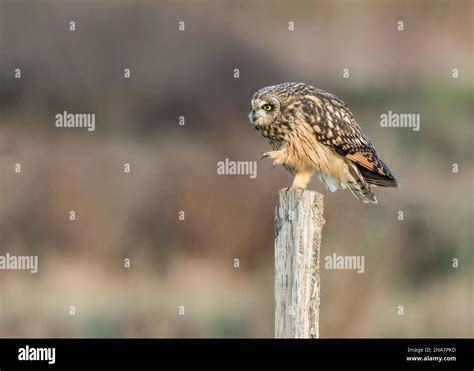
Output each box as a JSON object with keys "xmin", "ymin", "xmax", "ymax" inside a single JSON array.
[
  {"xmin": 248, "ymin": 82, "xmax": 310, "ymax": 127},
  {"xmin": 248, "ymin": 84, "xmax": 287, "ymax": 127}
]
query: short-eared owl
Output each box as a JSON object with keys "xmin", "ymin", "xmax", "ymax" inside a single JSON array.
[{"xmin": 249, "ymin": 82, "xmax": 398, "ymax": 203}]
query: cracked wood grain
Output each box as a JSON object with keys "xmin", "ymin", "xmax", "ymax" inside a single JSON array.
[{"xmin": 275, "ymin": 189, "xmax": 325, "ymax": 338}]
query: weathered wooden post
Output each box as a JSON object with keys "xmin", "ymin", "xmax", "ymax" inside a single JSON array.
[{"xmin": 274, "ymin": 189, "xmax": 325, "ymax": 338}]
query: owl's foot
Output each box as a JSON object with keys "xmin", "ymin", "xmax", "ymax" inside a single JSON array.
[
  {"xmin": 291, "ymin": 172, "xmax": 312, "ymax": 190},
  {"xmin": 260, "ymin": 150, "xmax": 286, "ymax": 169}
]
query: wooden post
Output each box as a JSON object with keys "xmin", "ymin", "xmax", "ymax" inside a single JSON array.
[{"xmin": 274, "ymin": 189, "xmax": 325, "ymax": 338}]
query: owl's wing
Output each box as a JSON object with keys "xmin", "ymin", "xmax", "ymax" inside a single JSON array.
[{"xmin": 292, "ymin": 91, "xmax": 398, "ymax": 186}]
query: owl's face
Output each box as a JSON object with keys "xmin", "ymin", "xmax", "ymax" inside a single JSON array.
[{"xmin": 248, "ymin": 92, "xmax": 282, "ymax": 127}]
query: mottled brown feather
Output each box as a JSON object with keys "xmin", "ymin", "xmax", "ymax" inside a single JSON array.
[{"xmin": 280, "ymin": 89, "xmax": 397, "ymax": 185}]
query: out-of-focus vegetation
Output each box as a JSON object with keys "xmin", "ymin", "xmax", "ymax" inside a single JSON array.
[{"xmin": 0, "ymin": 0, "xmax": 472, "ymax": 337}]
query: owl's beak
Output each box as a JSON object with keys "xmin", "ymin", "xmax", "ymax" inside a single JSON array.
[{"xmin": 248, "ymin": 110, "xmax": 256, "ymax": 125}]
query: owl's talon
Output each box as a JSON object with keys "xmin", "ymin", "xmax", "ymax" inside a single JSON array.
[
  {"xmin": 283, "ymin": 185, "xmax": 303, "ymax": 194},
  {"xmin": 260, "ymin": 150, "xmax": 286, "ymax": 167}
]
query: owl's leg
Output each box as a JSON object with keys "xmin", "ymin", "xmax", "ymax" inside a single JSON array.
[
  {"xmin": 260, "ymin": 149, "xmax": 287, "ymax": 169},
  {"xmin": 291, "ymin": 171, "xmax": 312, "ymax": 189}
]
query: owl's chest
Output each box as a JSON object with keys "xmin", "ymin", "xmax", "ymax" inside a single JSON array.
[
  {"xmin": 269, "ymin": 139, "xmax": 284, "ymax": 151},
  {"xmin": 257, "ymin": 124, "xmax": 288, "ymax": 141}
]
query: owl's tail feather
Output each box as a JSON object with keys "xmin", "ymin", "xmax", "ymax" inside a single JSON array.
[
  {"xmin": 347, "ymin": 183, "xmax": 377, "ymax": 204},
  {"xmin": 357, "ymin": 162, "xmax": 399, "ymax": 188},
  {"xmin": 346, "ymin": 163, "xmax": 378, "ymax": 204}
]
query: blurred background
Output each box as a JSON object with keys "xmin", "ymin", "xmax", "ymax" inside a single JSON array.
[{"xmin": 0, "ymin": 0, "xmax": 472, "ymax": 337}]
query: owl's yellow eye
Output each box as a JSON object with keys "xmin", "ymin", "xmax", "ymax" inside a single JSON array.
[{"xmin": 262, "ymin": 104, "xmax": 273, "ymax": 111}]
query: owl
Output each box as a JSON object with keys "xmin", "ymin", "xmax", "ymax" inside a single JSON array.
[{"xmin": 249, "ymin": 82, "xmax": 398, "ymax": 203}]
